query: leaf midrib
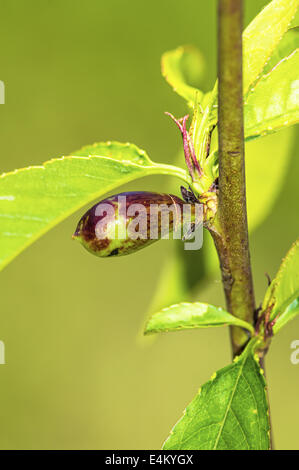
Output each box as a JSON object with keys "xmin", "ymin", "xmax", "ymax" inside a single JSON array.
[{"xmin": 212, "ymin": 361, "xmax": 248, "ymax": 449}]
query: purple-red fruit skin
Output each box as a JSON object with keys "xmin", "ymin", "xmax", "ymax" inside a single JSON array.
[{"xmin": 73, "ymin": 191, "xmax": 188, "ymax": 257}]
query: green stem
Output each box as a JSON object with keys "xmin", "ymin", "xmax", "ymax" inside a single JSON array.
[
  {"xmin": 215, "ymin": 0, "xmax": 273, "ymax": 449},
  {"xmin": 215, "ymin": 0, "xmax": 255, "ymax": 356}
]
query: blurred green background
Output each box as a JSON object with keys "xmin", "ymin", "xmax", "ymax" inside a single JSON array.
[{"xmin": 0, "ymin": 0, "xmax": 299, "ymax": 450}]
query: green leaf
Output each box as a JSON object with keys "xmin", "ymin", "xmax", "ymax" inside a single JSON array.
[
  {"xmin": 163, "ymin": 340, "xmax": 270, "ymax": 450},
  {"xmin": 0, "ymin": 142, "xmax": 191, "ymax": 272},
  {"xmin": 263, "ymin": 27, "xmax": 299, "ymax": 73},
  {"xmin": 243, "ymin": 0, "xmax": 299, "ymax": 95},
  {"xmin": 291, "ymin": 7, "xmax": 299, "ymax": 27},
  {"xmin": 262, "ymin": 238, "xmax": 299, "ymax": 324},
  {"xmin": 161, "ymin": 45, "xmax": 205, "ymax": 106},
  {"xmin": 245, "ymin": 50, "xmax": 299, "ymax": 139},
  {"xmin": 145, "ymin": 301, "xmax": 254, "ymax": 335},
  {"xmin": 273, "ymin": 298, "xmax": 299, "ymax": 334}
]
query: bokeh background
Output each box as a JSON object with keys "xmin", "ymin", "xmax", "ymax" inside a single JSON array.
[{"xmin": 0, "ymin": 0, "xmax": 299, "ymax": 450}]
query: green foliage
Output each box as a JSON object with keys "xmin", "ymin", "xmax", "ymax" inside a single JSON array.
[
  {"xmin": 163, "ymin": 340, "xmax": 270, "ymax": 450},
  {"xmin": 145, "ymin": 301, "xmax": 254, "ymax": 335},
  {"xmin": 0, "ymin": 142, "xmax": 190, "ymax": 271},
  {"xmin": 162, "ymin": 2, "xmax": 299, "ymax": 141},
  {"xmin": 263, "ymin": 27, "xmax": 299, "ymax": 73},
  {"xmin": 245, "ymin": 50, "xmax": 299, "ymax": 139},
  {"xmin": 163, "ymin": 42, "xmax": 299, "ymax": 141},
  {"xmin": 161, "ymin": 45, "xmax": 205, "ymax": 107},
  {"xmin": 243, "ymin": 0, "xmax": 299, "ymax": 95},
  {"xmin": 262, "ymin": 238, "xmax": 299, "ymax": 328},
  {"xmin": 273, "ymin": 298, "xmax": 299, "ymax": 334}
]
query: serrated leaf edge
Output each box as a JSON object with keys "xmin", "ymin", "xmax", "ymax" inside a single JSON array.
[{"xmin": 162, "ymin": 339, "xmax": 270, "ymax": 450}]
